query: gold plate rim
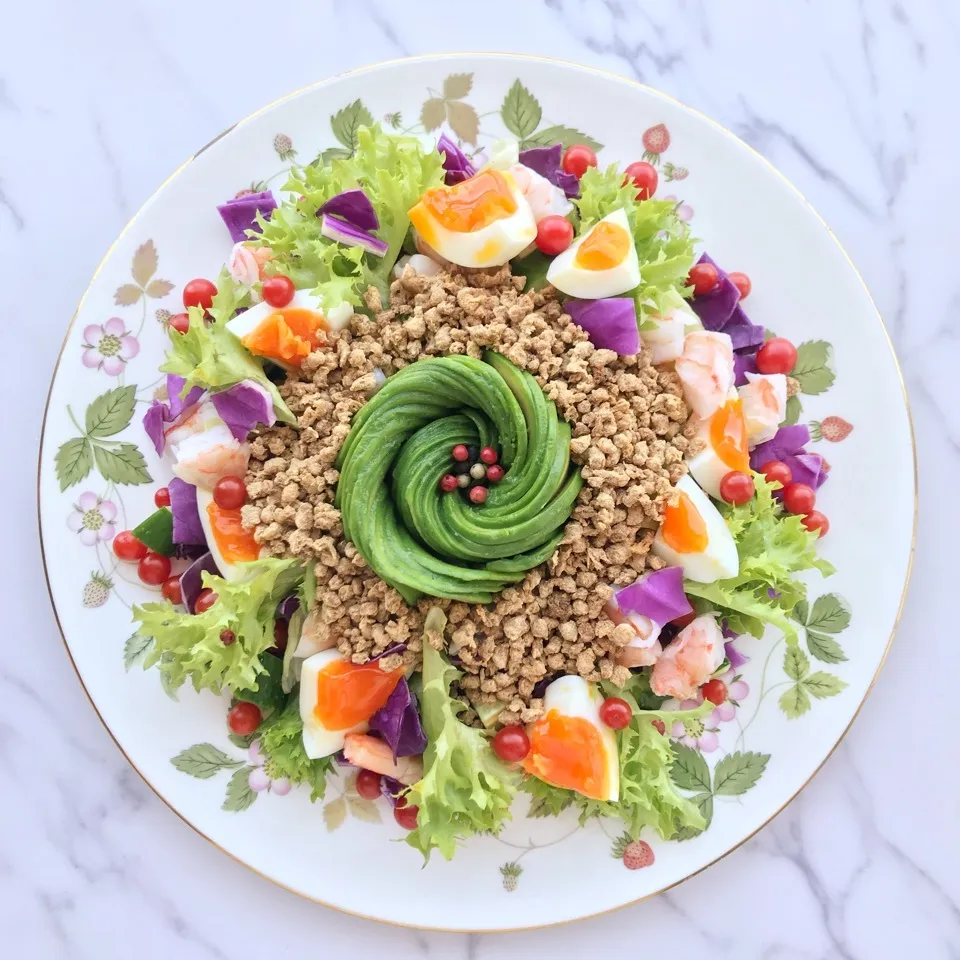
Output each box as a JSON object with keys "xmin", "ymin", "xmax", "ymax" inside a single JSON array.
[{"xmin": 36, "ymin": 52, "xmax": 918, "ymax": 933}]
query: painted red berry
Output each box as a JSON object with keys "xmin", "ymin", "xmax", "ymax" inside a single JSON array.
[
  {"xmin": 816, "ymin": 416, "xmax": 853, "ymax": 442},
  {"xmin": 480, "ymin": 446, "xmax": 498, "ymax": 465},
  {"xmin": 642, "ymin": 124, "xmax": 670, "ymax": 160},
  {"xmin": 468, "ymin": 485, "xmax": 487, "ymax": 505},
  {"xmin": 439, "ymin": 474, "xmax": 458, "ymax": 492},
  {"xmin": 451, "ymin": 444, "xmax": 469, "ymax": 462},
  {"xmin": 651, "ymin": 719, "xmax": 666, "ymax": 735},
  {"xmin": 486, "ymin": 464, "xmax": 505, "ymax": 483},
  {"xmin": 622, "ymin": 839, "xmax": 655, "ymax": 870}
]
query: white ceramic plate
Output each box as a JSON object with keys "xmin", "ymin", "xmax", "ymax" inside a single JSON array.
[{"xmin": 38, "ymin": 54, "xmax": 915, "ymax": 931}]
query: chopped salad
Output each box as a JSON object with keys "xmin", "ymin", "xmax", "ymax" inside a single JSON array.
[{"xmin": 122, "ymin": 125, "xmax": 832, "ymax": 859}]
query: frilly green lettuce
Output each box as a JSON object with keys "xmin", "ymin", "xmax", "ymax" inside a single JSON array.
[
  {"xmin": 159, "ymin": 270, "xmax": 295, "ymax": 424},
  {"xmin": 257, "ymin": 696, "xmax": 333, "ymax": 801},
  {"xmin": 254, "ymin": 124, "xmax": 444, "ymax": 306},
  {"xmin": 405, "ymin": 609, "xmax": 517, "ymax": 861},
  {"xmin": 133, "ymin": 558, "xmax": 305, "ymax": 694}
]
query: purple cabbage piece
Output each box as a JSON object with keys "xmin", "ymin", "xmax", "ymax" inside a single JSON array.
[
  {"xmin": 179, "ymin": 553, "xmax": 219, "ymax": 614},
  {"xmin": 381, "ymin": 776, "xmax": 406, "ymax": 807},
  {"xmin": 217, "ymin": 191, "xmax": 277, "ymax": 243},
  {"xmin": 368, "ymin": 677, "xmax": 427, "ymax": 760},
  {"xmin": 518, "ymin": 143, "xmax": 580, "ymax": 199},
  {"xmin": 728, "ymin": 322, "xmax": 766, "ymax": 352},
  {"xmin": 733, "ymin": 351, "xmax": 758, "ymax": 387},
  {"xmin": 371, "ymin": 643, "xmax": 406, "ymax": 662},
  {"xmin": 724, "ymin": 640, "xmax": 749, "ymax": 670},
  {"xmin": 210, "ymin": 380, "xmax": 276, "ymax": 442},
  {"xmin": 319, "ymin": 214, "xmax": 388, "ymax": 256},
  {"xmin": 749, "ymin": 425, "xmax": 811, "ymax": 471},
  {"xmin": 612, "ymin": 567, "xmax": 692, "ymax": 627},
  {"xmin": 691, "ymin": 252, "xmax": 765, "ymax": 359},
  {"xmin": 565, "ymin": 298, "xmax": 639, "ymax": 355},
  {"xmin": 276, "ymin": 594, "xmax": 300, "ymax": 622},
  {"xmin": 437, "ymin": 133, "xmax": 476, "ymax": 185},
  {"xmin": 168, "ymin": 477, "xmax": 205, "ymax": 546},
  {"xmin": 142, "ymin": 374, "xmax": 204, "ymax": 456},
  {"xmin": 783, "ymin": 452, "xmax": 828, "ymax": 490},
  {"xmin": 317, "ymin": 189, "xmax": 379, "ymax": 231}
]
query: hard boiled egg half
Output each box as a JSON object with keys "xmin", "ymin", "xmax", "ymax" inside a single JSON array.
[
  {"xmin": 523, "ymin": 675, "xmax": 619, "ymax": 802},
  {"xmin": 685, "ymin": 391, "xmax": 751, "ymax": 499},
  {"xmin": 546, "ymin": 207, "xmax": 640, "ymax": 299},
  {"xmin": 652, "ymin": 474, "xmax": 739, "ymax": 583},
  {"xmin": 195, "ymin": 487, "xmax": 261, "ymax": 582},
  {"xmin": 299, "ymin": 649, "xmax": 405, "ymax": 759},
  {"xmin": 408, "ymin": 169, "xmax": 537, "ymax": 268},
  {"xmin": 225, "ymin": 290, "xmax": 353, "ymax": 369}
]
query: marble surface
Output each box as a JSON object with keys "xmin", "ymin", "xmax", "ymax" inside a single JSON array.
[{"xmin": 3, "ymin": 0, "xmax": 954, "ymax": 956}]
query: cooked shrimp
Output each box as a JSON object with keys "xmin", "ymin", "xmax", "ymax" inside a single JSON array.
[
  {"xmin": 675, "ymin": 330, "xmax": 735, "ymax": 419},
  {"xmin": 508, "ymin": 163, "xmax": 573, "ymax": 222},
  {"xmin": 738, "ymin": 372, "xmax": 787, "ymax": 446},
  {"xmin": 650, "ymin": 614, "xmax": 726, "ymax": 700},
  {"xmin": 171, "ymin": 424, "xmax": 250, "ymax": 491},
  {"xmin": 605, "ymin": 600, "xmax": 664, "ymax": 668},
  {"xmin": 342, "ymin": 734, "xmax": 424, "ymax": 786}
]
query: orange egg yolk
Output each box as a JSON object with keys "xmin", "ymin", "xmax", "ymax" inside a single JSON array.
[
  {"xmin": 314, "ymin": 660, "xmax": 405, "ymax": 731},
  {"xmin": 206, "ymin": 502, "xmax": 260, "ymax": 564},
  {"xmin": 709, "ymin": 399, "xmax": 750, "ymax": 471},
  {"xmin": 523, "ymin": 710, "xmax": 609, "ymax": 801},
  {"xmin": 661, "ymin": 490, "xmax": 709, "ymax": 554},
  {"xmin": 240, "ymin": 308, "xmax": 328, "ymax": 367},
  {"xmin": 573, "ymin": 221, "xmax": 631, "ymax": 271},
  {"xmin": 411, "ymin": 169, "xmax": 517, "ymax": 238}
]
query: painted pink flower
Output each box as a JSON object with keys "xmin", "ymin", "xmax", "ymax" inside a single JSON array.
[
  {"xmin": 663, "ymin": 194, "xmax": 694, "ymax": 221},
  {"xmin": 67, "ymin": 492, "xmax": 117, "ymax": 546},
  {"xmin": 666, "ymin": 668, "xmax": 751, "ymax": 753},
  {"xmin": 82, "ymin": 317, "xmax": 140, "ymax": 375},
  {"xmin": 247, "ymin": 740, "xmax": 290, "ymax": 795}
]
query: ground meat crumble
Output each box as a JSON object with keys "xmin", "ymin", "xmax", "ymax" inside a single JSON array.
[{"xmin": 243, "ymin": 265, "xmax": 690, "ymax": 725}]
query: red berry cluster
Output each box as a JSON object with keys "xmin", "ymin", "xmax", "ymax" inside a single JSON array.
[{"xmin": 438, "ymin": 444, "xmax": 504, "ymax": 505}]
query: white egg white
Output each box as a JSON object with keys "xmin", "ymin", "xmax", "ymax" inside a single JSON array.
[
  {"xmin": 652, "ymin": 474, "xmax": 739, "ymax": 583},
  {"xmin": 685, "ymin": 388, "xmax": 750, "ymax": 499},
  {"xmin": 409, "ymin": 173, "xmax": 537, "ymax": 268},
  {"xmin": 546, "ymin": 207, "xmax": 641, "ymax": 299},
  {"xmin": 299, "ymin": 649, "xmax": 370, "ymax": 760},
  {"xmin": 534, "ymin": 675, "xmax": 620, "ymax": 803},
  {"xmin": 639, "ymin": 288, "xmax": 700, "ymax": 365},
  {"xmin": 195, "ymin": 487, "xmax": 259, "ymax": 583},
  {"xmin": 738, "ymin": 372, "xmax": 787, "ymax": 447},
  {"xmin": 225, "ymin": 290, "xmax": 352, "ymax": 366}
]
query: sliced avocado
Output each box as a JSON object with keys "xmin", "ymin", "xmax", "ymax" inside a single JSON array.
[
  {"xmin": 132, "ymin": 507, "xmax": 174, "ymax": 556},
  {"xmin": 475, "ymin": 700, "xmax": 503, "ymax": 729}
]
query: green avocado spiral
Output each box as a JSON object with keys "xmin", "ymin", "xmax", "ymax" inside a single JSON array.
[{"xmin": 335, "ymin": 351, "xmax": 582, "ymax": 604}]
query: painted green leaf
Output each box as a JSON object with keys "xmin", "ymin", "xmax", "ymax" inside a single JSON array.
[
  {"xmin": 675, "ymin": 792, "xmax": 713, "ymax": 840},
  {"xmin": 805, "ymin": 594, "xmax": 851, "ymax": 634},
  {"xmin": 323, "ymin": 795, "xmax": 347, "ymax": 831},
  {"xmin": 783, "ymin": 394, "xmax": 802, "ymax": 425},
  {"xmin": 93, "ymin": 443, "xmax": 151, "ymax": 485},
  {"xmin": 85, "ymin": 385, "xmax": 136, "ymax": 438},
  {"xmin": 222, "ymin": 765, "xmax": 257, "ymax": 812},
  {"xmin": 806, "ymin": 631, "xmax": 848, "ymax": 664},
  {"xmin": 779, "ymin": 683, "xmax": 812, "ymax": 718},
  {"xmin": 330, "ymin": 99, "xmax": 374, "ymax": 151},
  {"xmin": 347, "ymin": 796, "xmax": 382, "ymax": 824},
  {"xmin": 56, "ymin": 437, "xmax": 92, "ymax": 491},
  {"xmin": 123, "ymin": 632, "xmax": 154, "ymax": 671},
  {"xmin": 521, "ymin": 124, "xmax": 603, "ymax": 152},
  {"xmin": 443, "ymin": 72, "xmax": 473, "ymax": 100},
  {"xmin": 803, "ymin": 672, "xmax": 848, "ymax": 699},
  {"xmin": 714, "ymin": 751, "xmax": 770, "ymax": 796},
  {"xmin": 159, "ymin": 654, "xmax": 180, "ymax": 701},
  {"xmin": 228, "ymin": 732, "xmax": 255, "ymax": 750},
  {"xmin": 171, "ymin": 743, "xmax": 242, "ymax": 779},
  {"xmin": 145, "ymin": 278, "xmax": 174, "ymax": 299},
  {"xmin": 783, "ymin": 646, "xmax": 810, "ymax": 682},
  {"xmin": 113, "ymin": 283, "xmax": 143, "ymax": 307},
  {"xmin": 669, "ymin": 742, "xmax": 712, "ymax": 793},
  {"xmin": 316, "ymin": 146, "xmax": 351, "ymax": 166},
  {"xmin": 501, "ymin": 80, "xmax": 542, "ymax": 138},
  {"xmin": 131, "ymin": 240, "xmax": 158, "ymax": 287},
  {"xmin": 792, "ymin": 340, "xmax": 836, "ymax": 395}
]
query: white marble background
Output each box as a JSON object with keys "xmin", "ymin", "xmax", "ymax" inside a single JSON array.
[{"xmin": 2, "ymin": 0, "xmax": 955, "ymax": 956}]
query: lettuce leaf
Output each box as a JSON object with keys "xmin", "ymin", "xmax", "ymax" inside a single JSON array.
[
  {"xmin": 519, "ymin": 693, "xmax": 709, "ymax": 839},
  {"xmin": 575, "ymin": 164, "xmax": 697, "ymax": 326},
  {"xmin": 133, "ymin": 558, "xmax": 305, "ymax": 694},
  {"xmin": 257, "ymin": 695, "xmax": 333, "ymax": 801},
  {"xmin": 405, "ymin": 609, "xmax": 517, "ymax": 860},
  {"xmin": 684, "ymin": 476, "xmax": 834, "ymax": 643},
  {"xmin": 160, "ymin": 270, "xmax": 295, "ymax": 424},
  {"xmin": 255, "ymin": 124, "xmax": 444, "ymax": 306}
]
